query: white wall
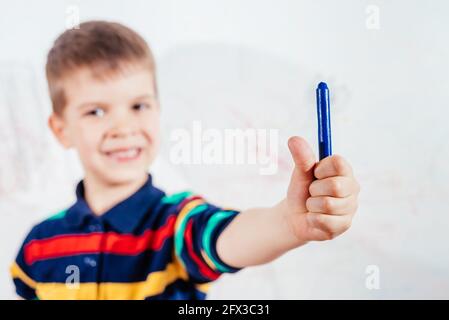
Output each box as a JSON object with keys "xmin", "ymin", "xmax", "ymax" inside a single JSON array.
[{"xmin": 1, "ymin": 0, "xmax": 448, "ymax": 299}]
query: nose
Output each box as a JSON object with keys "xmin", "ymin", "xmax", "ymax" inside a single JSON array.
[{"xmin": 107, "ymin": 110, "xmax": 139, "ymax": 139}]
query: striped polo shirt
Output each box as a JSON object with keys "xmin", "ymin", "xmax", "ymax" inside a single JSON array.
[{"xmin": 10, "ymin": 174, "xmax": 242, "ymax": 300}]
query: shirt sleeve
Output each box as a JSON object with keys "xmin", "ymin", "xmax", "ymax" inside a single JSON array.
[
  {"xmin": 10, "ymin": 226, "xmax": 39, "ymax": 300},
  {"xmin": 171, "ymin": 192, "xmax": 243, "ymax": 284}
]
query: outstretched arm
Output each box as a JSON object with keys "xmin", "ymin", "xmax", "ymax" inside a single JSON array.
[{"xmin": 216, "ymin": 136, "xmax": 360, "ymax": 268}]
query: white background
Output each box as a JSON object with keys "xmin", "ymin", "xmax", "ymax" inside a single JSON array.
[{"xmin": 0, "ymin": 0, "xmax": 448, "ymax": 299}]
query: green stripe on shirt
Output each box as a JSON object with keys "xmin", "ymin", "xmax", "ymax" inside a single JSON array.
[
  {"xmin": 174, "ymin": 203, "xmax": 208, "ymax": 259},
  {"xmin": 202, "ymin": 211, "xmax": 237, "ymax": 273},
  {"xmin": 46, "ymin": 209, "xmax": 67, "ymax": 221},
  {"xmin": 161, "ymin": 191, "xmax": 194, "ymax": 204}
]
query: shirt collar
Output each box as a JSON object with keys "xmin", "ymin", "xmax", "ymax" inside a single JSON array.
[{"xmin": 65, "ymin": 174, "xmax": 165, "ymax": 233}]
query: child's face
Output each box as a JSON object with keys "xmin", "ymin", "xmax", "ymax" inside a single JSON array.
[{"xmin": 49, "ymin": 63, "xmax": 160, "ymax": 186}]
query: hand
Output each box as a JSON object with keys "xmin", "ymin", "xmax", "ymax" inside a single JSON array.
[{"xmin": 283, "ymin": 136, "xmax": 360, "ymax": 242}]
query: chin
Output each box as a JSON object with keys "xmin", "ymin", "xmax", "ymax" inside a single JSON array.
[{"xmin": 99, "ymin": 168, "xmax": 149, "ymax": 186}]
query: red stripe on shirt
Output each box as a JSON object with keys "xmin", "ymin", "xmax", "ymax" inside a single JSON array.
[
  {"xmin": 184, "ymin": 220, "xmax": 220, "ymax": 280},
  {"xmin": 24, "ymin": 215, "xmax": 176, "ymax": 265}
]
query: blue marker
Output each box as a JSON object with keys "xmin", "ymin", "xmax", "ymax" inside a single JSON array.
[{"xmin": 316, "ymin": 82, "xmax": 332, "ymax": 160}]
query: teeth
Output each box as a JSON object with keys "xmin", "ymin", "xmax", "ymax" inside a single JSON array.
[{"xmin": 108, "ymin": 148, "xmax": 139, "ymax": 160}]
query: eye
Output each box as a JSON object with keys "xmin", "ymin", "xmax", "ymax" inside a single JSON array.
[
  {"xmin": 85, "ymin": 107, "xmax": 105, "ymax": 117},
  {"xmin": 132, "ymin": 103, "xmax": 150, "ymax": 111}
]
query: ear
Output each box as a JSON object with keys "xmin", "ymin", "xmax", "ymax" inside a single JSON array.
[{"xmin": 48, "ymin": 113, "xmax": 73, "ymax": 149}]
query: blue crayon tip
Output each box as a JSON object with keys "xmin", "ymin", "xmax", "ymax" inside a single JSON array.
[{"xmin": 317, "ymin": 82, "xmax": 328, "ymax": 90}]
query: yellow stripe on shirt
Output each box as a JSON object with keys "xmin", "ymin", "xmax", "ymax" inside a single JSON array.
[
  {"xmin": 10, "ymin": 262, "xmax": 37, "ymax": 290},
  {"xmin": 174, "ymin": 198, "xmax": 205, "ymax": 232},
  {"xmin": 34, "ymin": 256, "xmax": 188, "ymax": 300}
]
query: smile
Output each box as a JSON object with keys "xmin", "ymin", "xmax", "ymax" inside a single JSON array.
[{"xmin": 104, "ymin": 147, "xmax": 142, "ymax": 163}]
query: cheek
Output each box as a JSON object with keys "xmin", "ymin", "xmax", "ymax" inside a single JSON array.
[
  {"xmin": 73, "ymin": 123, "xmax": 103, "ymax": 155},
  {"xmin": 143, "ymin": 113, "xmax": 161, "ymax": 143},
  {"xmin": 151, "ymin": 119, "xmax": 161, "ymax": 141}
]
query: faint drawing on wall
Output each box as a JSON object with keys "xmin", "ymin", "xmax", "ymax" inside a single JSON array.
[{"xmin": 0, "ymin": 62, "xmax": 50, "ymax": 196}]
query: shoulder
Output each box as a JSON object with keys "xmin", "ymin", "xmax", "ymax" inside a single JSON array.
[
  {"xmin": 160, "ymin": 190, "xmax": 197, "ymax": 205},
  {"xmin": 160, "ymin": 190, "xmax": 198, "ymax": 208},
  {"xmin": 22, "ymin": 208, "xmax": 72, "ymax": 243},
  {"xmin": 158, "ymin": 190, "xmax": 209, "ymax": 214}
]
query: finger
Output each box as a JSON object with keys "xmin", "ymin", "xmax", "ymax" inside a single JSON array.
[
  {"xmin": 306, "ymin": 195, "xmax": 358, "ymax": 215},
  {"xmin": 287, "ymin": 136, "xmax": 317, "ymax": 213},
  {"xmin": 314, "ymin": 154, "xmax": 353, "ymax": 179},
  {"xmin": 306, "ymin": 212, "xmax": 352, "ymax": 240},
  {"xmin": 287, "ymin": 136, "xmax": 316, "ymax": 173},
  {"xmin": 309, "ymin": 176, "xmax": 360, "ymax": 198}
]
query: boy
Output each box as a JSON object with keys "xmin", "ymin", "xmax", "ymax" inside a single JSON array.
[{"xmin": 10, "ymin": 21, "xmax": 360, "ymax": 300}]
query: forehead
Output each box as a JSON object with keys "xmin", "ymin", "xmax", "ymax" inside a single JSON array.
[{"xmin": 62, "ymin": 64, "xmax": 156, "ymax": 107}]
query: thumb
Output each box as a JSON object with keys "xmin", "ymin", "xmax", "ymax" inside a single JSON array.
[
  {"xmin": 287, "ymin": 136, "xmax": 317, "ymax": 213},
  {"xmin": 288, "ymin": 136, "xmax": 316, "ymax": 172}
]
